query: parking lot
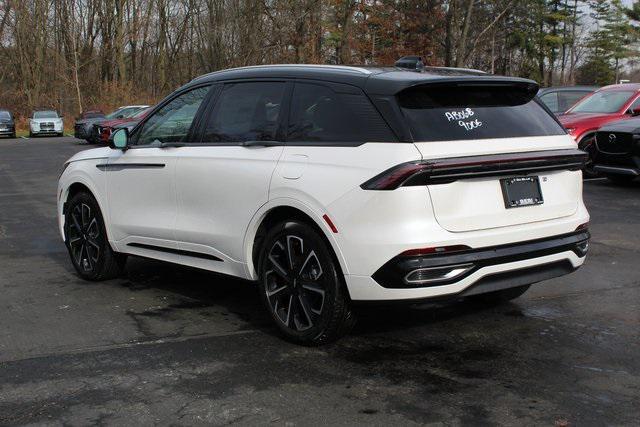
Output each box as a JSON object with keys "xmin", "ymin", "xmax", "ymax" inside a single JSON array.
[{"xmin": 0, "ymin": 136, "xmax": 638, "ymax": 425}]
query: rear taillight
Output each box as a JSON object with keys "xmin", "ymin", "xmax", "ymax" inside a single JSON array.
[
  {"xmin": 575, "ymin": 222, "xmax": 589, "ymax": 231},
  {"xmin": 360, "ymin": 162, "xmax": 429, "ymax": 190},
  {"xmin": 360, "ymin": 149, "xmax": 588, "ymax": 190}
]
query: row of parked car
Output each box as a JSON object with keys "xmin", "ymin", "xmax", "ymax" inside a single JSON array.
[
  {"xmin": 0, "ymin": 105, "xmax": 150, "ymax": 141},
  {"xmin": 0, "ymin": 109, "xmax": 66, "ymax": 138},
  {"xmin": 538, "ymin": 83, "xmax": 640, "ymax": 183},
  {"xmin": 73, "ymin": 105, "xmax": 150, "ymax": 144},
  {"xmin": 2, "ymin": 80, "xmax": 638, "ymax": 184}
]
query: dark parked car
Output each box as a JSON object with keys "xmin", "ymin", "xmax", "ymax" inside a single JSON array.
[
  {"xmin": 75, "ymin": 105, "xmax": 148, "ymax": 142},
  {"xmin": 538, "ymin": 86, "xmax": 598, "ymax": 115},
  {"xmin": 0, "ymin": 109, "xmax": 16, "ymax": 138},
  {"xmin": 593, "ymin": 118, "xmax": 640, "ymax": 184},
  {"xmin": 94, "ymin": 107, "xmax": 151, "ymax": 144}
]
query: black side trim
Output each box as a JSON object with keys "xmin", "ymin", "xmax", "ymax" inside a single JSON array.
[
  {"xmin": 127, "ymin": 243, "xmax": 223, "ymax": 262},
  {"xmin": 97, "ymin": 163, "xmax": 166, "ymax": 171},
  {"xmin": 373, "ymin": 230, "xmax": 589, "ymax": 289}
]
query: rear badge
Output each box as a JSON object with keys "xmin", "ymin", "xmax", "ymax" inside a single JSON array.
[{"xmin": 500, "ymin": 176, "xmax": 544, "ymax": 209}]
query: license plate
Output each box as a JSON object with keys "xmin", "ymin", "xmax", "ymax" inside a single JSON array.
[{"xmin": 500, "ymin": 176, "xmax": 544, "ymax": 208}]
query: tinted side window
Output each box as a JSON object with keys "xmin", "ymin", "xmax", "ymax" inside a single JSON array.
[
  {"xmin": 398, "ymin": 85, "xmax": 565, "ymax": 142},
  {"xmin": 557, "ymin": 91, "xmax": 589, "ymax": 112},
  {"xmin": 288, "ymin": 83, "xmax": 396, "ymax": 144},
  {"xmin": 539, "ymin": 92, "xmax": 559, "ymax": 112},
  {"xmin": 135, "ymin": 86, "xmax": 210, "ymax": 145},
  {"xmin": 203, "ymin": 82, "xmax": 285, "ymax": 143}
]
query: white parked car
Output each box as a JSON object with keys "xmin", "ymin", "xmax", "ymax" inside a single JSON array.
[
  {"xmin": 30, "ymin": 110, "xmax": 64, "ymax": 137},
  {"xmin": 57, "ymin": 65, "xmax": 590, "ymax": 345}
]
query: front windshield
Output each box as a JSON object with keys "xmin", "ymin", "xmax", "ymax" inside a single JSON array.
[
  {"xmin": 33, "ymin": 111, "xmax": 58, "ymax": 119},
  {"xmin": 106, "ymin": 107, "xmax": 143, "ymax": 119},
  {"xmin": 570, "ymin": 91, "xmax": 635, "ymax": 114},
  {"xmin": 0, "ymin": 111, "xmax": 10, "ymax": 120}
]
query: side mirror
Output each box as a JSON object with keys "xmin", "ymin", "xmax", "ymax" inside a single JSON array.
[
  {"xmin": 110, "ymin": 128, "xmax": 129, "ymax": 150},
  {"xmin": 632, "ymin": 107, "xmax": 640, "ymax": 116}
]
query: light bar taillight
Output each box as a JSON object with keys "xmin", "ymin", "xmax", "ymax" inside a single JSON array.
[
  {"xmin": 361, "ymin": 149, "xmax": 588, "ymax": 190},
  {"xmin": 360, "ymin": 162, "xmax": 429, "ymax": 190}
]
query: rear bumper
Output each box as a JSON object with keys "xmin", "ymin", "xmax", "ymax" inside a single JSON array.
[{"xmin": 346, "ymin": 230, "xmax": 589, "ymax": 301}]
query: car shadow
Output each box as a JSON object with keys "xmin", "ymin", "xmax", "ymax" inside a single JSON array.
[{"xmin": 117, "ymin": 255, "xmax": 504, "ymax": 340}]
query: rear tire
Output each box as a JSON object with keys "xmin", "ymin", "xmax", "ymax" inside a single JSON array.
[
  {"xmin": 257, "ymin": 220, "xmax": 355, "ymax": 345},
  {"xmin": 469, "ymin": 285, "xmax": 531, "ymax": 304},
  {"xmin": 606, "ymin": 174, "xmax": 636, "ymax": 185},
  {"xmin": 64, "ymin": 191, "xmax": 126, "ymax": 281}
]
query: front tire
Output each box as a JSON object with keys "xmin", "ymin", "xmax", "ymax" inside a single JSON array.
[
  {"xmin": 257, "ymin": 220, "xmax": 355, "ymax": 345},
  {"xmin": 64, "ymin": 191, "xmax": 126, "ymax": 281}
]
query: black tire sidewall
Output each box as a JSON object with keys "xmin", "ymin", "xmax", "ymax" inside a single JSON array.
[
  {"xmin": 257, "ymin": 220, "xmax": 346, "ymax": 344},
  {"xmin": 64, "ymin": 192, "xmax": 112, "ymax": 280}
]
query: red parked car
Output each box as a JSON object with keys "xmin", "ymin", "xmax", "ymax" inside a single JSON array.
[
  {"xmin": 558, "ymin": 84, "xmax": 640, "ymax": 175},
  {"xmin": 93, "ymin": 107, "xmax": 151, "ymax": 144}
]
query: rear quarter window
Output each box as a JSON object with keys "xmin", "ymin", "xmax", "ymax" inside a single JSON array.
[
  {"xmin": 398, "ymin": 85, "xmax": 565, "ymax": 142},
  {"xmin": 288, "ymin": 82, "xmax": 396, "ymax": 144}
]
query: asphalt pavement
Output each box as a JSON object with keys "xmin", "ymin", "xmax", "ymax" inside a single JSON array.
[{"xmin": 0, "ymin": 136, "xmax": 638, "ymax": 425}]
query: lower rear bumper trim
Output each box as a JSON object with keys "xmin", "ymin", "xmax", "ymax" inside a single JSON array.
[{"xmin": 373, "ymin": 230, "xmax": 590, "ymax": 289}]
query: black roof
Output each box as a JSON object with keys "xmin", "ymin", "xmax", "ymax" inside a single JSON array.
[
  {"xmin": 189, "ymin": 64, "xmax": 538, "ymax": 95},
  {"xmin": 538, "ymin": 86, "xmax": 599, "ymax": 95}
]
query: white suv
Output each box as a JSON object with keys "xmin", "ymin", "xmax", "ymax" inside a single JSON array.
[{"xmin": 57, "ymin": 65, "xmax": 590, "ymax": 345}]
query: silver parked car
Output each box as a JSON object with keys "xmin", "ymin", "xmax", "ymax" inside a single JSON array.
[{"xmin": 29, "ymin": 110, "xmax": 63, "ymax": 137}]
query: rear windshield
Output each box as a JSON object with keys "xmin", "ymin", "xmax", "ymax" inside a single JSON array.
[
  {"xmin": 569, "ymin": 90, "xmax": 635, "ymax": 113},
  {"xmin": 33, "ymin": 111, "xmax": 58, "ymax": 119},
  {"xmin": 398, "ymin": 85, "xmax": 565, "ymax": 142}
]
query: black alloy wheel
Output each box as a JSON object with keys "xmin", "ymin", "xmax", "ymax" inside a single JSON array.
[
  {"xmin": 258, "ymin": 221, "xmax": 355, "ymax": 345},
  {"xmin": 64, "ymin": 192, "xmax": 125, "ymax": 281}
]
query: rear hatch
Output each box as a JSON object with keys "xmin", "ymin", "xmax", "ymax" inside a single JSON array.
[{"xmin": 398, "ymin": 81, "xmax": 583, "ymax": 232}]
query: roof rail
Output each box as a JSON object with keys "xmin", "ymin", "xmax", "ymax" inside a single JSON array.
[{"xmin": 194, "ymin": 64, "xmax": 372, "ymax": 82}]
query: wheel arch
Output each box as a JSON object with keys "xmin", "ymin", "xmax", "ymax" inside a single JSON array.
[
  {"xmin": 244, "ymin": 200, "xmax": 348, "ymax": 281},
  {"xmin": 59, "ymin": 174, "xmax": 109, "ymax": 243},
  {"xmin": 577, "ymin": 131, "xmax": 596, "ymax": 146}
]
